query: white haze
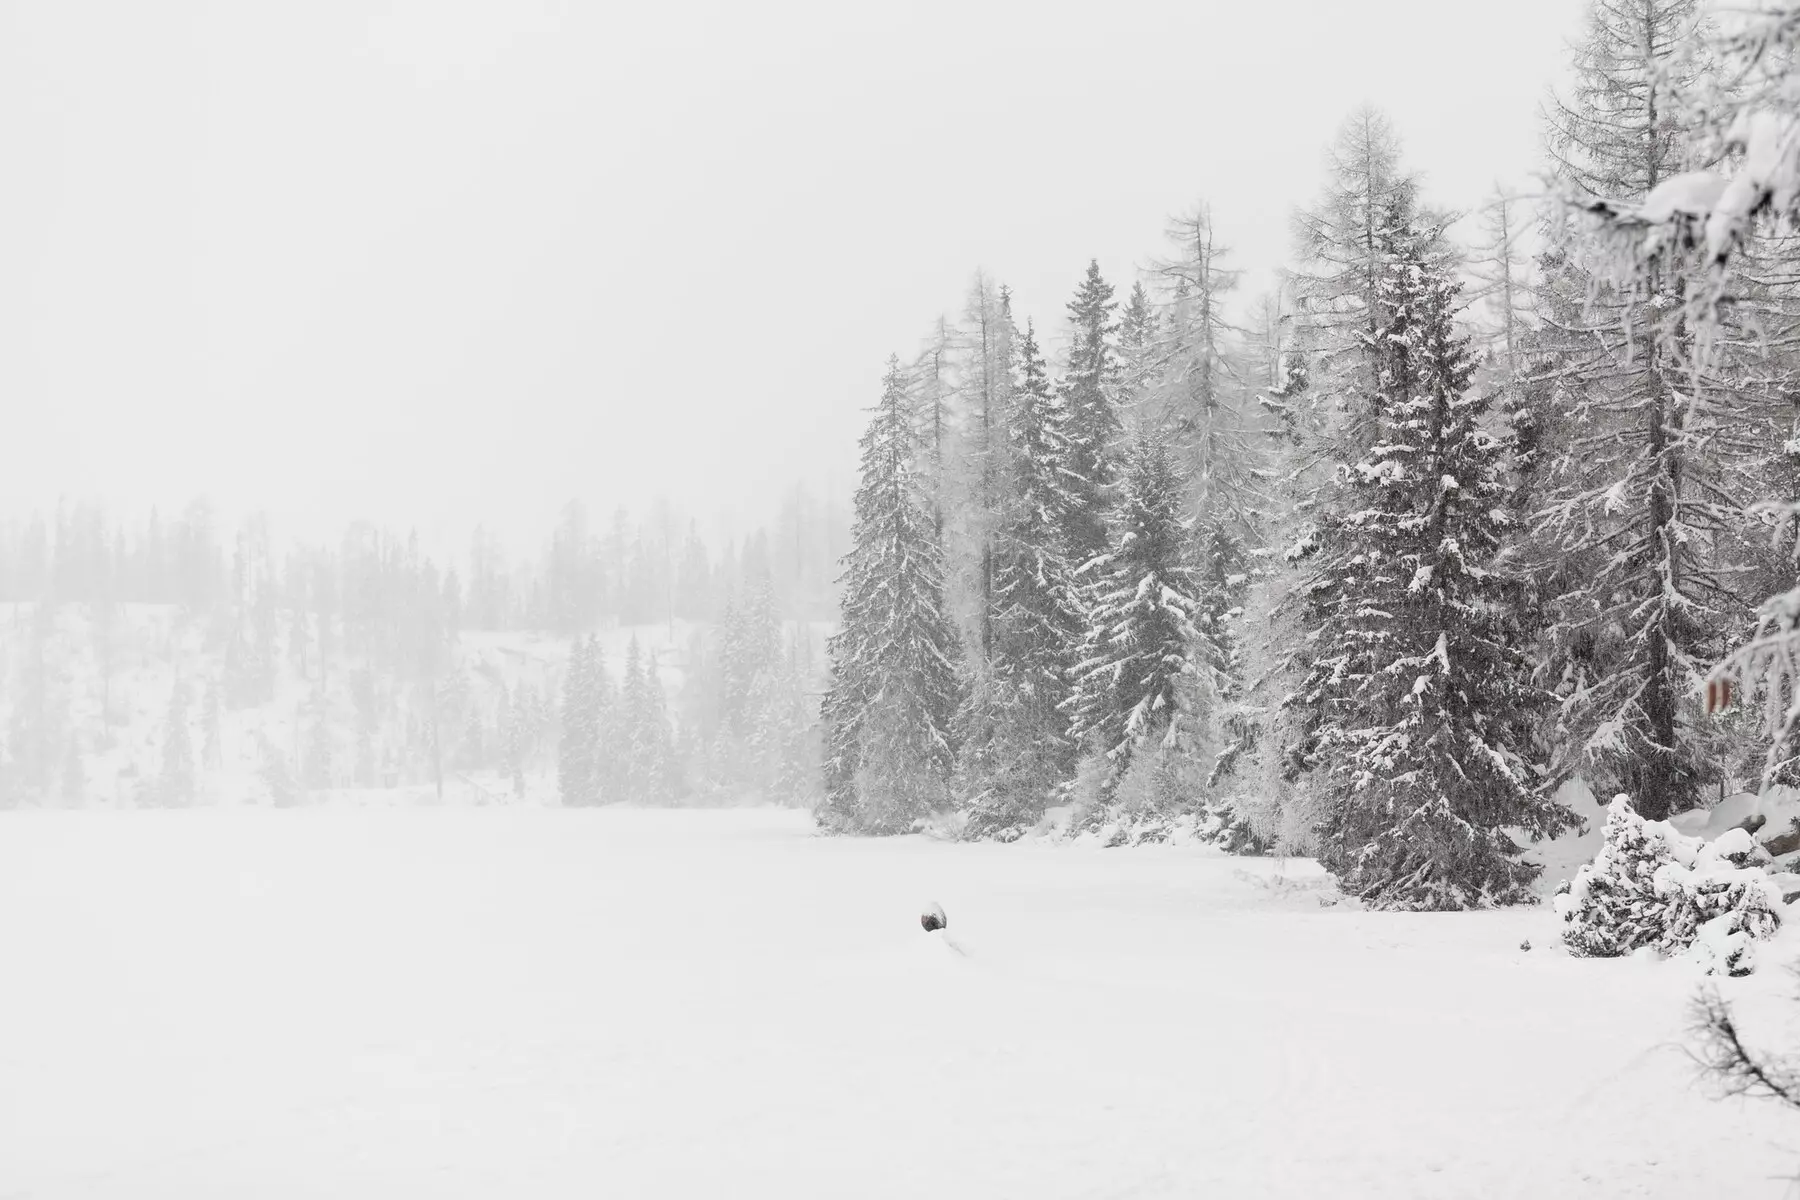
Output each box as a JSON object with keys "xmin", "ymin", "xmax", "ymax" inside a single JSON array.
[{"xmin": 0, "ymin": 0, "xmax": 1584, "ymax": 546}]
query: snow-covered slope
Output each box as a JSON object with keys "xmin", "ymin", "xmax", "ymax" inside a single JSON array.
[{"xmin": 0, "ymin": 806, "xmax": 1793, "ymax": 1198}]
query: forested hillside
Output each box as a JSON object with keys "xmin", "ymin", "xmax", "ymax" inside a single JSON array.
[{"xmin": 0, "ymin": 496, "xmax": 842, "ymax": 810}]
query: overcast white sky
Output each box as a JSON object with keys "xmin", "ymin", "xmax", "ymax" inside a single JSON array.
[{"xmin": 0, "ymin": 0, "xmax": 1589, "ymax": 553}]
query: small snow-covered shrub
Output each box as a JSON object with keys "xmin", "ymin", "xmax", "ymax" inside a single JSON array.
[{"xmin": 1555, "ymin": 796, "xmax": 1784, "ymax": 975}]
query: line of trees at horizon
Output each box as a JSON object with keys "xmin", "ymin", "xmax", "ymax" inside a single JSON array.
[
  {"xmin": 0, "ymin": 487, "xmax": 849, "ymax": 631},
  {"xmin": 0, "ymin": 496, "xmax": 836, "ymax": 811}
]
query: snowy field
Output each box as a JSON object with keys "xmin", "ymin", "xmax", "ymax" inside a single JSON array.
[{"xmin": 2, "ymin": 807, "xmax": 1797, "ymax": 1199}]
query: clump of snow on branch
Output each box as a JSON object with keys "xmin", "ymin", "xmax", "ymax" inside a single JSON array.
[{"xmin": 1572, "ymin": 7, "xmax": 1800, "ymax": 341}]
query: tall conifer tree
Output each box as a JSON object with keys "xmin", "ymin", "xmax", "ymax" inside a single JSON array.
[
  {"xmin": 1060, "ymin": 261, "xmax": 1124, "ymax": 574},
  {"xmin": 819, "ymin": 358, "xmax": 963, "ymax": 834},
  {"xmin": 1292, "ymin": 217, "xmax": 1576, "ymax": 908}
]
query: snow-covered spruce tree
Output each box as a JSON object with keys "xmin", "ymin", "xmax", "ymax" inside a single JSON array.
[
  {"xmin": 720, "ymin": 550, "xmax": 781, "ymax": 740},
  {"xmin": 158, "ymin": 679, "xmax": 196, "ymax": 808},
  {"xmin": 818, "ymin": 357, "xmax": 963, "ymax": 835},
  {"xmin": 817, "ymin": 661, "xmax": 862, "ymax": 829},
  {"xmin": 1290, "ymin": 217, "xmax": 1575, "ymax": 910},
  {"xmin": 1118, "ymin": 281, "xmax": 1159, "ymax": 417},
  {"xmin": 645, "ymin": 651, "xmax": 680, "ymax": 803},
  {"xmin": 351, "ymin": 669, "xmax": 377, "ymax": 786},
  {"xmin": 621, "ymin": 637, "xmax": 657, "ymax": 803},
  {"xmin": 960, "ymin": 322, "xmax": 1085, "ymax": 840},
  {"xmin": 557, "ymin": 635, "xmax": 597, "ymax": 806},
  {"xmin": 1060, "ymin": 260, "xmax": 1125, "ymax": 578},
  {"xmin": 501, "ymin": 684, "xmax": 527, "ymax": 795},
  {"xmin": 1064, "ymin": 428, "xmax": 1218, "ymax": 828},
  {"xmin": 1534, "ymin": 0, "xmax": 1745, "ymax": 821},
  {"xmin": 747, "ymin": 649, "xmax": 808, "ymax": 804},
  {"xmin": 1241, "ymin": 110, "xmax": 1433, "ymax": 852},
  {"xmin": 223, "ymin": 519, "xmax": 279, "ymax": 708},
  {"xmin": 699, "ymin": 541, "xmax": 802, "ymax": 800},
  {"xmin": 303, "ymin": 696, "xmax": 332, "ymax": 791},
  {"xmin": 590, "ymin": 640, "xmax": 620, "ymax": 803}
]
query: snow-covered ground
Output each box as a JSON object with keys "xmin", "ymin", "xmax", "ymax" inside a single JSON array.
[{"xmin": 2, "ymin": 807, "xmax": 1796, "ymax": 1199}]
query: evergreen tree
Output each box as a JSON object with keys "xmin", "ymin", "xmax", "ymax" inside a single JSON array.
[
  {"xmin": 158, "ymin": 680, "xmax": 196, "ymax": 808},
  {"xmin": 1065, "ymin": 430, "xmax": 1217, "ymax": 813},
  {"xmin": 720, "ymin": 550, "xmax": 782, "ymax": 739},
  {"xmin": 590, "ymin": 641, "xmax": 620, "ymax": 803},
  {"xmin": 621, "ymin": 637, "xmax": 676, "ymax": 803},
  {"xmin": 501, "ymin": 685, "xmax": 527, "ymax": 794},
  {"xmin": 223, "ymin": 517, "xmax": 279, "ymax": 708},
  {"xmin": 549, "ymin": 502, "xmax": 601, "ymax": 635},
  {"xmin": 351, "ymin": 669, "xmax": 378, "ymax": 786},
  {"xmin": 1251, "ymin": 111, "xmax": 1443, "ymax": 848},
  {"xmin": 557, "ymin": 636, "xmax": 597, "ymax": 806},
  {"xmin": 621, "ymin": 637, "xmax": 648, "ymax": 800},
  {"xmin": 200, "ymin": 683, "xmax": 222, "ymax": 770},
  {"xmin": 819, "ymin": 358, "xmax": 963, "ymax": 834},
  {"xmin": 751, "ymin": 639, "xmax": 818, "ymax": 805},
  {"xmin": 304, "ymin": 703, "xmax": 332, "ymax": 792},
  {"xmin": 675, "ymin": 523, "xmax": 713, "ymax": 621},
  {"xmin": 1060, "ymin": 260, "xmax": 1124, "ymax": 574},
  {"xmin": 1291, "ymin": 220, "xmax": 1576, "ymax": 909},
  {"xmin": 8, "ymin": 603, "xmax": 57, "ymax": 800},
  {"xmin": 1118, "ymin": 281, "xmax": 1158, "ymax": 414},
  {"xmin": 460, "ymin": 707, "xmax": 484, "ymax": 770},
  {"xmin": 644, "ymin": 653, "xmax": 679, "ymax": 803}
]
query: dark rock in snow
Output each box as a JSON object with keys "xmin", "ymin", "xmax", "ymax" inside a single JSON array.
[
  {"xmin": 921, "ymin": 901, "xmax": 947, "ymax": 933},
  {"xmin": 1763, "ymin": 826, "xmax": 1800, "ymax": 858},
  {"xmin": 1520, "ymin": 939, "xmax": 1532, "ymax": 952}
]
